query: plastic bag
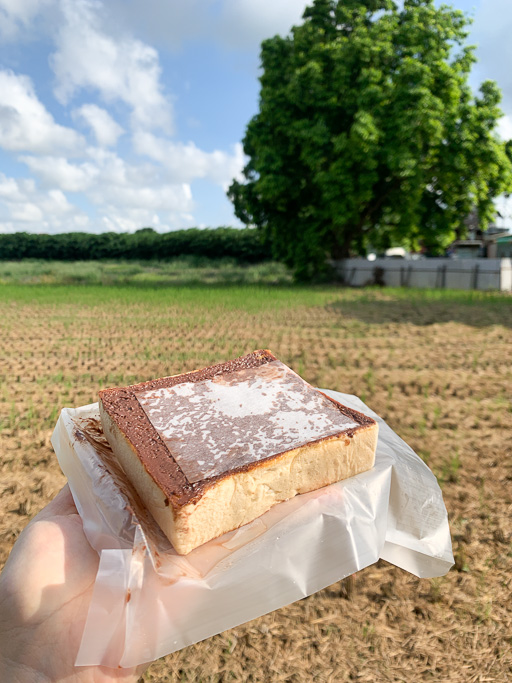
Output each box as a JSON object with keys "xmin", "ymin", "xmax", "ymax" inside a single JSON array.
[{"xmin": 51, "ymin": 391, "xmax": 453, "ymax": 668}]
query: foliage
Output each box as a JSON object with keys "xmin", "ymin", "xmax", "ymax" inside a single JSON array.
[
  {"xmin": 0, "ymin": 227, "xmax": 269, "ymax": 263},
  {"xmin": 228, "ymin": 0, "xmax": 512, "ymax": 280}
]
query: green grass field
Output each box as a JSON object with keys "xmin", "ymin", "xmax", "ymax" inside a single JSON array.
[
  {"xmin": 0, "ymin": 257, "xmax": 293, "ymax": 287},
  {"xmin": 1, "ymin": 274, "xmax": 511, "ymax": 681}
]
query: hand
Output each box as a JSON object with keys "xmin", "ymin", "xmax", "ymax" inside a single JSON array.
[{"xmin": 0, "ymin": 485, "xmax": 150, "ymax": 682}]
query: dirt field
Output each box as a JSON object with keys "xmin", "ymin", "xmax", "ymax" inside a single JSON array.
[{"xmin": 0, "ymin": 284, "xmax": 511, "ymax": 682}]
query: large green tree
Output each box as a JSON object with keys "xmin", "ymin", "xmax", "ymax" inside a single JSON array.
[{"xmin": 228, "ymin": 0, "xmax": 512, "ymax": 280}]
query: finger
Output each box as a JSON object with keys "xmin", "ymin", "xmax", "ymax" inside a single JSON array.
[
  {"xmin": 96, "ymin": 661, "xmax": 151, "ymax": 679},
  {"xmin": 34, "ymin": 484, "xmax": 78, "ymax": 521}
]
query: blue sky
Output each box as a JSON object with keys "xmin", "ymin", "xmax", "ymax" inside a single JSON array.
[{"xmin": 0, "ymin": 0, "xmax": 510, "ymax": 234}]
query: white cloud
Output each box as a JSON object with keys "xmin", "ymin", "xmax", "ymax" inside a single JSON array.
[
  {"xmin": 99, "ymin": 205, "xmax": 195, "ymax": 233},
  {"xmin": 15, "ymin": 148, "xmax": 195, "ymax": 232},
  {"xmin": 133, "ymin": 131, "xmax": 245, "ymax": 188},
  {"xmin": 496, "ymin": 115, "xmax": 512, "ymax": 142},
  {"xmin": 104, "ymin": 0, "xmax": 308, "ymax": 52},
  {"xmin": 83, "ymin": 150, "xmax": 195, "ymax": 223},
  {"xmin": 0, "ymin": 69, "xmax": 85, "ymax": 154},
  {"xmin": 104, "ymin": 0, "xmax": 205, "ymax": 50},
  {"xmin": 73, "ymin": 103, "xmax": 124, "ymax": 146},
  {"xmin": 0, "ymin": 0, "xmax": 55, "ymax": 40},
  {"xmin": 0, "ymin": 172, "xmax": 88, "ymax": 231},
  {"xmin": 218, "ymin": 0, "xmax": 309, "ymax": 49},
  {"xmin": 51, "ymin": 0, "xmax": 173, "ymax": 132},
  {"xmin": 0, "ymin": 175, "xmax": 35, "ymax": 200},
  {"xmin": 0, "ymin": 0, "xmax": 282, "ymax": 233},
  {"xmin": 0, "ymin": 161, "xmax": 195, "ymax": 233},
  {"xmin": 88, "ymin": 182, "xmax": 192, "ymax": 213},
  {"xmin": 20, "ymin": 155, "xmax": 99, "ymax": 192}
]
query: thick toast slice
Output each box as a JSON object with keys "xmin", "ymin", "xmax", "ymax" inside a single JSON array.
[{"xmin": 99, "ymin": 350, "xmax": 378, "ymax": 554}]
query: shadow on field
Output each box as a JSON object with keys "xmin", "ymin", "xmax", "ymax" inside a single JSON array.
[{"xmin": 327, "ymin": 293, "xmax": 512, "ymax": 329}]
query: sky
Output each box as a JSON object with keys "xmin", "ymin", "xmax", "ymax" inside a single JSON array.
[{"xmin": 0, "ymin": 0, "xmax": 511, "ymax": 235}]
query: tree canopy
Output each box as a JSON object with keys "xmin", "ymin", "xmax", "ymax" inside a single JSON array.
[{"xmin": 228, "ymin": 0, "xmax": 512, "ymax": 280}]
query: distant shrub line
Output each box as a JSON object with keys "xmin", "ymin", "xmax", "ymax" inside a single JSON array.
[{"xmin": 0, "ymin": 227, "xmax": 269, "ymax": 263}]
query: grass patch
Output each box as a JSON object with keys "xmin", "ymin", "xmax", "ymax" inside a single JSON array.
[
  {"xmin": 0, "ymin": 282, "xmax": 346, "ymax": 314},
  {"xmin": 0, "ymin": 257, "xmax": 293, "ymax": 287}
]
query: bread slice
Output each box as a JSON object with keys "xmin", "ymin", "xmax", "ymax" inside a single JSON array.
[{"xmin": 99, "ymin": 350, "xmax": 378, "ymax": 555}]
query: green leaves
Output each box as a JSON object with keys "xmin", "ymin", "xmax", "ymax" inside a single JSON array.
[
  {"xmin": 228, "ymin": 0, "xmax": 512, "ymax": 279},
  {"xmin": 0, "ymin": 228, "xmax": 269, "ymax": 263}
]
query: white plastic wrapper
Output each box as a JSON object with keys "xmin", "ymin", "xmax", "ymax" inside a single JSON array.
[{"xmin": 51, "ymin": 391, "xmax": 453, "ymax": 668}]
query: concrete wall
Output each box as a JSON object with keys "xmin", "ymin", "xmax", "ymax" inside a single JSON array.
[{"xmin": 331, "ymin": 258, "xmax": 512, "ymax": 291}]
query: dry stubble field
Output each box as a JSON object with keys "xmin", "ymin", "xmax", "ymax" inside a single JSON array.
[{"xmin": 0, "ymin": 283, "xmax": 511, "ymax": 682}]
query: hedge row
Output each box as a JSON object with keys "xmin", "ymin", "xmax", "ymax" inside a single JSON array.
[{"xmin": 0, "ymin": 227, "xmax": 269, "ymax": 263}]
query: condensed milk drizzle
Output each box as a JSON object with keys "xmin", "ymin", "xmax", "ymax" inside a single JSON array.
[{"xmin": 135, "ymin": 361, "xmax": 359, "ymax": 484}]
